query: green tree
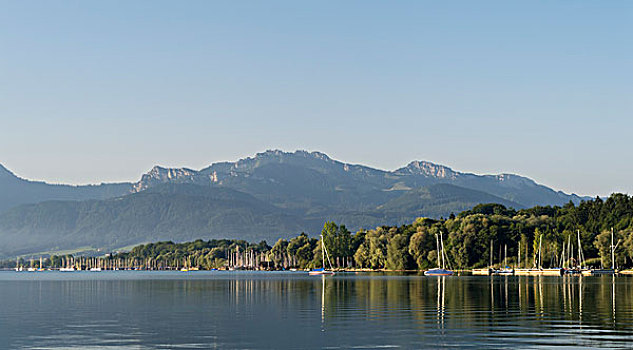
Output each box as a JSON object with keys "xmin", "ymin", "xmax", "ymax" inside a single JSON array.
[{"xmin": 386, "ymin": 233, "xmax": 412, "ymax": 270}]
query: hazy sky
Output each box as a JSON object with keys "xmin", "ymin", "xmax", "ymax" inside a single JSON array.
[{"xmin": 1, "ymin": 1, "xmax": 631, "ymax": 196}]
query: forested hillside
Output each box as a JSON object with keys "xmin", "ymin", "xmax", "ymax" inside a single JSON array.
[{"xmin": 45, "ymin": 193, "xmax": 633, "ymax": 271}]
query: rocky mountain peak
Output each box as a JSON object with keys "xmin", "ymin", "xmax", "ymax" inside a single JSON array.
[
  {"xmin": 148, "ymin": 165, "xmax": 196, "ymax": 178},
  {"xmin": 135, "ymin": 165, "xmax": 200, "ymax": 192},
  {"xmin": 253, "ymin": 149, "xmax": 332, "ymax": 161},
  {"xmin": 306, "ymin": 151, "xmax": 331, "ymax": 161},
  {"xmin": 396, "ymin": 160, "xmax": 459, "ymax": 179},
  {"xmin": 255, "ymin": 149, "xmax": 286, "ymax": 158}
]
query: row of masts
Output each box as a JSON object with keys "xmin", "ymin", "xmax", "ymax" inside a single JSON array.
[
  {"xmin": 475, "ymin": 228, "xmax": 619, "ymax": 275},
  {"xmin": 14, "ymin": 247, "xmax": 281, "ymax": 271},
  {"xmin": 15, "ymin": 256, "xmax": 219, "ymax": 271},
  {"xmin": 558, "ymin": 230, "xmax": 587, "ymax": 269},
  {"xmin": 484, "ymin": 230, "xmax": 590, "ymax": 270},
  {"xmin": 227, "ymin": 247, "xmax": 271, "ymax": 270}
]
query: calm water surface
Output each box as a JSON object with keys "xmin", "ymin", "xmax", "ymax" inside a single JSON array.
[{"xmin": 1, "ymin": 271, "xmax": 632, "ymax": 349}]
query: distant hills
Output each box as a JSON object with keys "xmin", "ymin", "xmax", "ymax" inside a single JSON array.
[
  {"xmin": 0, "ymin": 150, "xmax": 589, "ymax": 257},
  {"xmin": 0, "ymin": 163, "xmax": 131, "ymax": 213}
]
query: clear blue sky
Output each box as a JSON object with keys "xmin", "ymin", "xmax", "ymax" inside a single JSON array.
[{"xmin": 1, "ymin": 1, "xmax": 631, "ymax": 196}]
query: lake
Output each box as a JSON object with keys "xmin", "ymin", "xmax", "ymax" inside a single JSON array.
[{"xmin": 1, "ymin": 271, "xmax": 632, "ymax": 349}]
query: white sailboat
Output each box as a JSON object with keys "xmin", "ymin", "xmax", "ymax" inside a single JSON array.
[
  {"xmin": 309, "ymin": 234, "xmax": 335, "ymax": 276},
  {"xmin": 59, "ymin": 256, "xmax": 76, "ymax": 272},
  {"xmin": 424, "ymin": 231, "xmax": 454, "ymax": 276},
  {"xmin": 15, "ymin": 257, "xmax": 23, "ymax": 272}
]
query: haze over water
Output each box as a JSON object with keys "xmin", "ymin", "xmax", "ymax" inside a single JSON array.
[{"xmin": 1, "ymin": 272, "xmax": 632, "ymax": 349}]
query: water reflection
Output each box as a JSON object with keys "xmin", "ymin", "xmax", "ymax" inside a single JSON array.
[
  {"xmin": 436, "ymin": 276, "xmax": 445, "ymax": 330},
  {"xmin": 1, "ymin": 272, "xmax": 632, "ymax": 349}
]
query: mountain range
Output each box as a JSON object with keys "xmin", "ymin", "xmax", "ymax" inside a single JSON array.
[{"xmin": 0, "ymin": 150, "xmax": 588, "ymax": 257}]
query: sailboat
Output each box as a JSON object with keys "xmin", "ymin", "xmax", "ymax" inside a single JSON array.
[
  {"xmin": 564, "ymin": 231, "xmax": 583, "ymax": 274},
  {"xmin": 424, "ymin": 232, "xmax": 454, "ymax": 276},
  {"xmin": 493, "ymin": 244, "xmax": 514, "ymax": 275},
  {"xmin": 15, "ymin": 257, "xmax": 23, "ymax": 272},
  {"xmin": 515, "ymin": 235, "xmax": 562, "ymax": 276},
  {"xmin": 27, "ymin": 258, "xmax": 37, "ymax": 272},
  {"xmin": 59, "ymin": 256, "xmax": 76, "ymax": 272},
  {"xmin": 37, "ymin": 256, "xmax": 45, "ymax": 271},
  {"xmin": 309, "ymin": 234, "xmax": 335, "ymax": 276}
]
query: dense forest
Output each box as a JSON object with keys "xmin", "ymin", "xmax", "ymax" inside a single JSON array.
[{"xmin": 5, "ymin": 194, "xmax": 633, "ymax": 271}]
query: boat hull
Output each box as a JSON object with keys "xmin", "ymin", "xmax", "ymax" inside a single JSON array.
[
  {"xmin": 515, "ymin": 268, "xmax": 563, "ymax": 276},
  {"xmin": 308, "ymin": 271, "xmax": 335, "ymax": 276},
  {"xmin": 587, "ymin": 269, "xmax": 616, "ymax": 275},
  {"xmin": 424, "ymin": 268, "xmax": 454, "ymax": 276}
]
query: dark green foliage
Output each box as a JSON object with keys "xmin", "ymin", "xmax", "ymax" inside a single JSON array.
[
  {"xmin": 461, "ymin": 203, "xmax": 517, "ymax": 217},
  {"xmin": 346, "ymin": 194, "xmax": 633, "ymax": 270},
  {"xmin": 321, "ymin": 222, "xmax": 352, "ymax": 267}
]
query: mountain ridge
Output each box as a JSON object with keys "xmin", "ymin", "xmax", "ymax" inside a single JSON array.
[
  {"xmin": 0, "ymin": 151, "xmax": 594, "ymax": 257},
  {"xmin": 132, "ymin": 150, "xmax": 588, "ymax": 208},
  {"xmin": 0, "ymin": 150, "xmax": 588, "ymax": 214}
]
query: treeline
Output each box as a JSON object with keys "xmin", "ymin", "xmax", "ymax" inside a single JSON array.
[
  {"xmin": 106, "ymin": 193, "xmax": 633, "ymax": 271},
  {"xmin": 264, "ymin": 194, "xmax": 633, "ymax": 270},
  {"xmin": 6, "ymin": 194, "xmax": 633, "ymax": 271}
]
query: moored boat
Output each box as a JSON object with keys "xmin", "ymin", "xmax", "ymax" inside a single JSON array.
[
  {"xmin": 472, "ymin": 268, "xmax": 492, "ymax": 275},
  {"xmin": 515, "ymin": 268, "xmax": 563, "ymax": 276},
  {"xmin": 586, "ymin": 269, "xmax": 616, "ymax": 275},
  {"xmin": 424, "ymin": 268, "xmax": 453, "ymax": 276},
  {"xmin": 309, "ymin": 268, "xmax": 335, "ymax": 276},
  {"xmin": 309, "ymin": 234, "xmax": 335, "ymax": 276},
  {"xmin": 493, "ymin": 268, "xmax": 514, "ymax": 275},
  {"xmin": 424, "ymin": 231, "xmax": 453, "ymax": 276}
]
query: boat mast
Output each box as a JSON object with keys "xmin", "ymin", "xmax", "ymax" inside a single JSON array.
[
  {"xmin": 577, "ymin": 230, "xmax": 582, "ymax": 269},
  {"xmin": 538, "ymin": 235, "xmax": 542, "ymax": 269},
  {"xmin": 321, "ymin": 234, "xmax": 334, "ymax": 270},
  {"xmin": 440, "ymin": 232, "xmax": 447, "ymax": 270},
  {"xmin": 518, "ymin": 241, "xmax": 521, "ymax": 268},
  {"xmin": 321, "ymin": 234, "xmax": 325, "ymax": 269},
  {"xmin": 611, "ymin": 227, "xmax": 615, "ymax": 270},
  {"xmin": 490, "ymin": 239, "xmax": 493, "ymax": 268},
  {"xmin": 567, "ymin": 236, "xmax": 572, "ymax": 268},
  {"xmin": 561, "ymin": 239, "xmax": 565, "ymax": 268},
  {"xmin": 436, "ymin": 234, "xmax": 441, "ymax": 268}
]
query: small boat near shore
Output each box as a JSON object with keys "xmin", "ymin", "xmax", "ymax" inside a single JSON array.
[
  {"xmin": 515, "ymin": 268, "xmax": 563, "ymax": 276},
  {"xmin": 309, "ymin": 234, "xmax": 335, "ymax": 276},
  {"xmin": 472, "ymin": 268, "xmax": 492, "ymax": 275},
  {"xmin": 424, "ymin": 232, "xmax": 453, "ymax": 276},
  {"xmin": 309, "ymin": 268, "xmax": 335, "ymax": 276},
  {"xmin": 424, "ymin": 268, "xmax": 453, "ymax": 276},
  {"xmin": 584, "ymin": 269, "xmax": 616, "ymax": 275},
  {"xmin": 493, "ymin": 268, "xmax": 514, "ymax": 275}
]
